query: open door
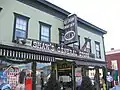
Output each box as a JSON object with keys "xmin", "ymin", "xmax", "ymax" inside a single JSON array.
[{"xmin": 57, "ymin": 60, "xmax": 73, "ymax": 90}]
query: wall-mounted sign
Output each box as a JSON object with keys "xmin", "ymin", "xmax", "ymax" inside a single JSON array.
[
  {"xmin": 17, "ymin": 38, "xmax": 92, "ymax": 59},
  {"xmin": 64, "ymin": 14, "xmax": 78, "ymax": 45}
]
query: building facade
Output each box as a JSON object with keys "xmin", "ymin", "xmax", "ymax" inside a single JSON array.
[
  {"xmin": 0, "ymin": 0, "xmax": 107, "ymax": 90},
  {"xmin": 106, "ymin": 49, "xmax": 120, "ymax": 84}
]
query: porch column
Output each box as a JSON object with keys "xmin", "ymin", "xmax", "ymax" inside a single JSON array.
[
  {"xmin": 72, "ymin": 62, "xmax": 76, "ymax": 90},
  {"xmin": 94, "ymin": 66, "xmax": 100, "ymax": 90},
  {"xmin": 55, "ymin": 63, "xmax": 58, "ymax": 80},
  {"xmin": 81, "ymin": 66, "xmax": 86, "ymax": 76},
  {"xmin": 102, "ymin": 66, "xmax": 108, "ymax": 90},
  {"xmin": 32, "ymin": 61, "xmax": 36, "ymax": 90}
]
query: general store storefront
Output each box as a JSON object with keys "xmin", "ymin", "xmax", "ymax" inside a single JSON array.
[{"xmin": 0, "ymin": 38, "xmax": 106, "ymax": 90}]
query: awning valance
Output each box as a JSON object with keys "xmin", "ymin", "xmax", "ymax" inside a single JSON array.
[
  {"xmin": 0, "ymin": 48, "xmax": 55, "ymax": 62},
  {"xmin": 75, "ymin": 60, "xmax": 106, "ymax": 67}
]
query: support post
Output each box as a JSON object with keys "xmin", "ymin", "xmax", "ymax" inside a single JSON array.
[
  {"xmin": 72, "ymin": 62, "xmax": 76, "ymax": 90},
  {"xmin": 102, "ymin": 66, "xmax": 108, "ymax": 90},
  {"xmin": 81, "ymin": 66, "xmax": 86, "ymax": 76},
  {"xmin": 32, "ymin": 61, "xmax": 36, "ymax": 90},
  {"xmin": 56, "ymin": 63, "xmax": 58, "ymax": 80},
  {"xmin": 94, "ymin": 67, "xmax": 100, "ymax": 90}
]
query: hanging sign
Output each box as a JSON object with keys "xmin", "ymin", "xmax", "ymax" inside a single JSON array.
[{"xmin": 64, "ymin": 14, "xmax": 78, "ymax": 45}]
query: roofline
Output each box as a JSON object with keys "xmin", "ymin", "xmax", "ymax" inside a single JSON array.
[
  {"xmin": 25, "ymin": 0, "xmax": 105, "ymax": 34},
  {"xmin": 106, "ymin": 50, "xmax": 120, "ymax": 55},
  {"xmin": 37, "ymin": 0, "xmax": 70, "ymax": 15},
  {"xmin": 37, "ymin": 0, "xmax": 107, "ymax": 34},
  {"xmin": 77, "ymin": 17, "xmax": 107, "ymax": 34}
]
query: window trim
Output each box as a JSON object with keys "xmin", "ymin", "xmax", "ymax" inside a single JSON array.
[
  {"xmin": 58, "ymin": 28, "xmax": 64, "ymax": 44},
  {"xmin": 84, "ymin": 37, "xmax": 91, "ymax": 53},
  {"xmin": 39, "ymin": 21, "xmax": 51, "ymax": 42},
  {"xmin": 95, "ymin": 41, "xmax": 101, "ymax": 59},
  {"xmin": 13, "ymin": 13, "xmax": 30, "ymax": 42}
]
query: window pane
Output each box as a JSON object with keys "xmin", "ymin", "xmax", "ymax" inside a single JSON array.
[
  {"xmin": 19, "ymin": 24, "xmax": 23, "ymax": 30},
  {"xmin": 15, "ymin": 29, "xmax": 26, "ymax": 39},
  {"xmin": 16, "ymin": 18, "xmax": 20, "ymax": 24},
  {"xmin": 61, "ymin": 35, "xmax": 64, "ymax": 41},
  {"xmin": 23, "ymin": 20, "xmax": 27, "ymax": 26},
  {"xmin": 16, "ymin": 18, "xmax": 27, "ymax": 31},
  {"xmin": 19, "ymin": 19, "xmax": 25, "ymax": 25},
  {"xmin": 16, "ymin": 23, "xmax": 20, "ymax": 29},
  {"xmin": 41, "ymin": 36, "xmax": 49, "ymax": 42},
  {"xmin": 96, "ymin": 44, "xmax": 100, "ymax": 51},
  {"xmin": 41, "ymin": 25, "xmax": 49, "ymax": 37},
  {"xmin": 87, "ymin": 42, "xmax": 90, "ymax": 48},
  {"xmin": 96, "ymin": 51, "xmax": 100, "ymax": 58},
  {"xmin": 22, "ymin": 25, "xmax": 26, "ymax": 30}
]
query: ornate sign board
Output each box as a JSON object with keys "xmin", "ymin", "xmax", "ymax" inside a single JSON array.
[
  {"xmin": 64, "ymin": 14, "xmax": 78, "ymax": 45},
  {"xmin": 17, "ymin": 38, "xmax": 90, "ymax": 59}
]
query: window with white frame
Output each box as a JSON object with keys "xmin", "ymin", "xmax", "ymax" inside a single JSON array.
[
  {"xmin": 59, "ymin": 28, "xmax": 64, "ymax": 45},
  {"xmin": 95, "ymin": 41, "xmax": 101, "ymax": 58},
  {"xmin": 84, "ymin": 38, "xmax": 91, "ymax": 53},
  {"xmin": 13, "ymin": 13, "xmax": 29, "ymax": 40},
  {"xmin": 40, "ymin": 22, "xmax": 51, "ymax": 42}
]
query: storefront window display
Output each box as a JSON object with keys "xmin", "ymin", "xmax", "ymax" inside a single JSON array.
[
  {"xmin": 0, "ymin": 60, "xmax": 32, "ymax": 90},
  {"xmin": 36, "ymin": 62, "xmax": 51, "ymax": 89}
]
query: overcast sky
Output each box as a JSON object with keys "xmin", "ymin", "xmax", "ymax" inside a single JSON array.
[{"xmin": 47, "ymin": 0, "xmax": 120, "ymax": 52}]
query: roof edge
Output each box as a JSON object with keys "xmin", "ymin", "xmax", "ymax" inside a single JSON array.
[
  {"xmin": 36, "ymin": 0, "xmax": 107, "ymax": 34},
  {"xmin": 37, "ymin": 0, "xmax": 70, "ymax": 15},
  {"xmin": 78, "ymin": 17, "xmax": 107, "ymax": 34}
]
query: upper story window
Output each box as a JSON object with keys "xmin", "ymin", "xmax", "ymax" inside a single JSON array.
[
  {"xmin": 39, "ymin": 22, "xmax": 51, "ymax": 42},
  {"xmin": 59, "ymin": 28, "xmax": 64, "ymax": 45},
  {"xmin": 95, "ymin": 41, "xmax": 101, "ymax": 59},
  {"xmin": 84, "ymin": 38, "xmax": 91, "ymax": 53},
  {"xmin": 73, "ymin": 35, "xmax": 80, "ymax": 49},
  {"xmin": 13, "ymin": 13, "xmax": 29, "ymax": 41}
]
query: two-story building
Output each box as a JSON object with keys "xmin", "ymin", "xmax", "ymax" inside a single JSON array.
[
  {"xmin": 0, "ymin": 0, "xmax": 107, "ymax": 90},
  {"xmin": 106, "ymin": 48, "xmax": 120, "ymax": 85}
]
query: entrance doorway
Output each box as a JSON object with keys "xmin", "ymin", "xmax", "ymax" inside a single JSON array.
[{"xmin": 56, "ymin": 60, "xmax": 74, "ymax": 90}]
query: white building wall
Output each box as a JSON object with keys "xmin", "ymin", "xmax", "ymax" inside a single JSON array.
[
  {"xmin": 0, "ymin": 0, "xmax": 105, "ymax": 62},
  {"xmin": 78, "ymin": 26, "xmax": 105, "ymax": 61},
  {"xmin": 0, "ymin": 0, "xmax": 63, "ymax": 44}
]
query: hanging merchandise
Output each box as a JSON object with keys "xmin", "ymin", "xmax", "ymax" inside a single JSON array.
[{"xmin": 113, "ymin": 70, "xmax": 118, "ymax": 81}]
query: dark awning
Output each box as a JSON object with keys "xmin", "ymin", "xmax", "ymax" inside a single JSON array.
[
  {"xmin": 0, "ymin": 47, "xmax": 55, "ymax": 62},
  {"xmin": 75, "ymin": 60, "xmax": 106, "ymax": 67}
]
